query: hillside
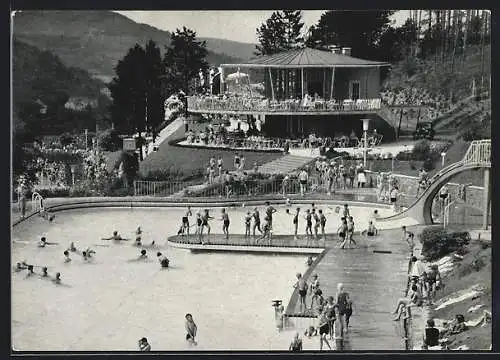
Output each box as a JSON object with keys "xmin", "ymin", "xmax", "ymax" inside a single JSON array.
[
  {"xmin": 381, "ymin": 45, "xmax": 491, "ymax": 140},
  {"xmin": 13, "ymin": 10, "xmax": 252, "ymax": 82},
  {"xmin": 13, "ymin": 39, "xmax": 110, "ymax": 134},
  {"xmin": 13, "ymin": 39, "xmax": 105, "ymax": 108}
]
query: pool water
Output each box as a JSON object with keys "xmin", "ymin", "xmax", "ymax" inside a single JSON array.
[{"xmin": 11, "ymin": 204, "xmax": 409, "ymax": 351}]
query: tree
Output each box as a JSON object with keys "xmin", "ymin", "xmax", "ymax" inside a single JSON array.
[
  {"xmin": 109, "ymin": 44, "xmax": 147, "ymax": 138},
  {"xmin": 255, "ymin": 10, "xmax": 304, "ymax": 55},
  {"xmin": 163, "ymin": 27, "xmax": 208, "ymax": 96},
  {"xmin": 143, "ymin": 40, "xmax": 165, "ymax": 143},
  {"xmin": 305, "ymin": 10, "xmax": 395, "ymax": 60}
]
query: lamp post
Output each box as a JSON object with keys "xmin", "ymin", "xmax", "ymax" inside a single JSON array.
[
  {"xmin": 361, "ymin": 118, "xmax": 370, "ymax": 168},
  {"xmin": 441, "ymin": 152, "xmax": 446, "ymax": 167}
]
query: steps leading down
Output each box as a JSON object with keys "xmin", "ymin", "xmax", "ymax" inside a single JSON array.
[{"xmin": 257, "ymin": 154, "xmax": 313, "ymax": 175}]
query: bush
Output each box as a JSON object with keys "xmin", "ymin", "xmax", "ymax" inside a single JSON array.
[
  {"xmin": 411, "ymin": 140, "xmax": 431, "ymax": 160},
  {"xmin": 59, "ymin": 132, "xmax": 74, "ymax": 146},
  {"xmin": 423, "ymin": 157, "xmax": 435, "ymax": 171},
  {"xmin": 29, "ymin": 188, "xmax": 70, "ymax": 198},
  {"xmin": 99, "ymin": 129, "xmax": 122, "ymax": 151},
  {"xmin": 419, "ymin": 227, "xmax": 471, "ymax": 261}
]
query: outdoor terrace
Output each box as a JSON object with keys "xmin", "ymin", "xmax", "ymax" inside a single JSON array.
[{"xmin": 187, "ymin": 95, "xmax": 382, "ymax": 115}]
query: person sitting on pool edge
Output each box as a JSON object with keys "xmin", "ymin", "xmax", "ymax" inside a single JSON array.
[
  {"xmin": 392, "ymin": 284, "xmax": 422, "ymax": 321},
  {"xmin": 185, "ymin": 313, "xmax": 198, "ymax": 346},
  {"xmin": 157, "ymin": 252, "xmax": 169, "ymax": 268},
  {"xmin": 422, "ymin": 318, "xmax": 440, "ymax": 350},
  {"xmin": 102, "ymin": 231, "xmax": 128, "ymax": 241}
]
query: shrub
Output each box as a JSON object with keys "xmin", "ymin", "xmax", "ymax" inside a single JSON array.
[
  {"xmin": 99, "ymin": 129, "xmax": 122, "ymax": 152},
  {"xmin": 423, "ymin": 157, "xmax": 435, "ymax": 171},
  {"xmin": 59, "ymin": 132, "xmax": 74, "ymax": 146},
  {"xmin": 29, "ymin": 188, "xmax": 70, "ymax": 198},
  {"xmin": 411, "ymin": 140, "xmax": 431, "ymax": 160},
  {"xmin": 419, "ymin": 227, "xmax": 471, "ymax": 261}
]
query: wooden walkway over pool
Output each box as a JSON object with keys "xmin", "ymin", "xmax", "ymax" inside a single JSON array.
[{"xmin": 167, "ymin": 233, "xmax": 329, "ymax": 254}]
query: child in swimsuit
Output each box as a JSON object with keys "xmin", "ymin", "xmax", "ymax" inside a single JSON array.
[
  {"xmin": 244, "ymin": 211, "xmax": 252, "ymax": 238},
  {"xmin": 181, "ymin": 207, "xmax": 192, "ymax": 236},
  {"xmin": 220, "ymin": 208, "xmax": 230, "ymax": 240},
  {"xmin": 338, "ymin": 218, "xmax": 348, "ymax": 247}
]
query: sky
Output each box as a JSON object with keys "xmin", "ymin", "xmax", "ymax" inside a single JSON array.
[{"xmin": 116, "ymin": 10, "xmax": 410, "ymax": 44}]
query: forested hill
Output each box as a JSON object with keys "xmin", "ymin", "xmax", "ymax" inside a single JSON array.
[
  {"xmin": 13, "ymin": 38, "xmax": 105, "ymax": 109},
  {"xmin": 13, "ymin": 10, "xmax": 251, "ymax": 82}
]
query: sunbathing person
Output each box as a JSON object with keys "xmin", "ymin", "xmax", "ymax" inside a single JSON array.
[{"xmin": 392, "ymin": 284, "xmax": 422, "ymax": 321}]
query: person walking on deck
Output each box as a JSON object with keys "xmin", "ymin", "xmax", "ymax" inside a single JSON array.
[
  {"xmin": 318, "ymin": 307, "xmax": 332, "ymax": 350},
  {"xmin": 294, "ymin": 273, "xmax": 308, "ymax": 314},
  {"xmin": 336, "ymin": 283, "xmax": 353, "ymax": 332},
  {"xmin": 337, "ymin": 218, "xmax": 348, "ymax": 248}
]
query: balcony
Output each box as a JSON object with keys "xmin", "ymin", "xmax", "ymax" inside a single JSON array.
[{"xmin": 187, "ymin": 95, "xmax": 382, "ymax": 115}]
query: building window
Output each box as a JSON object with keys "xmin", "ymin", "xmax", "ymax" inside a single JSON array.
[{"xmin": 349, "ymin": 81, "xmax": 361, "ymax": 101}]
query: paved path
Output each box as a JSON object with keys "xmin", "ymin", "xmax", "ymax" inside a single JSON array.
[{"xmin": 141, "ymin": 117, "xmax": 184, "ymax": 160}]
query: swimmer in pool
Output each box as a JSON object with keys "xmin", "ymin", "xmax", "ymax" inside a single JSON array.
[
  {"xmin": 26, "ymin": 264, "xmax": 35, "ymax": 277},
  {"xmin": 38, "ymin": 237, "xmax": 57, "ymax": 247},
  {"xmin": 53, "ymin": 272, "xmax": 61, "ymax": 284},
  {"xmin": 185, "ymin": 313, "xmax": 198, "ymax": 346},
  {"xmin": 82, "ymin": 248, "xmax": 96, "ymax": 261},
  {"xmin": 63, "ymin": 250, "xmax": 72, "ymax": 263},
  {"xmin": 102, "ymin": 231, "xmax": 128, "ymax": 241},
  {"xmin": 135, "ymin": 226, "xmax": 142, "ymax": 245},
  {"xmin": 157, "ymin": 252, "xmax": 169, "ymax": 268},
  {"xmin": 139, "ymin": 249, "xmax": 147, "ymax": 259},
  {"xmin": 306, "ymin": 256, "xmax": 314, "ymax": 266},
  {"xmin": 41, "ymin": 267, "xmax": 48, "ymax": 277},
  {"xmin": 362, "ymin": 221, "xmax": 378, "ymax": 237},
  {"xmin": 69, "ymin": 242, "xmax": 78, "ymax": 252},
  {"xmin": 138, "ymin": 337, "xmax": 151, "ymax": 351},
  {"xmin": 13, "ymin": 262, "xmax": 28, "ymax": 272}
]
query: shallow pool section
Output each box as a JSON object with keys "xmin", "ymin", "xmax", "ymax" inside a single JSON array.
[{"xmin": 12, "ymin": 204, "xmax": 410, "ymax": 351}]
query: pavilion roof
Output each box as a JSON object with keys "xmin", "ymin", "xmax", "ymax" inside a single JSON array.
[{"xmin": 221, "ymin": 47, "xmax": 390, "ymax": 68}]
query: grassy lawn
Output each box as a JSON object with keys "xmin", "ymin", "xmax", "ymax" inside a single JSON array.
[{"xmin": 139, "ymin": 124, "xmax": 283, "ymax": 179}]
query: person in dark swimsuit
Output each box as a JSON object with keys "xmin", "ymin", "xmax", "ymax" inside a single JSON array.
[
  {"xmin": 244, "ymin": 211, "xmax": 252, "ymax": 238},
  {"xmin": 265, "ymin": 201, "xmax": 276, "ymax": 230},
  {"xmin": 195, "ymin": 212, "xmax": 203, "ymax": 235},
  {"xmin": 338, "ymin": 218, "xmax": 348, "ymax": 248},
  {"xmin": 318, "ymin": 307, "xmax": 332, "ymax": 350},
  {"xmin": 343, "ymin": 204, "xmax": 350, "ymax": 218},
  {"xmin": 252, "ymin": 208, "xmax": 262, "ymax": 236},
  {"xmin": 422, "ymin": 318, "xmax": 440, "ymax": 349},
  {"xmin": 294, "ymin": 273, "xmax": 308, "ymax": 313},
  {"xmin": 179, "ymin": 206, "xmax": 192, "ymax": 236},
  {"xmin": 220, "ymin": 208, "xmax": 230, "ymax": 240},
  {"xmin": 312, "ymin": 208, "xmax": 320, "ymax": 240},
  {"xmin": 318, "ymin": 209, "xmax": 327, "ymax": 240},
  {"xmin": 336, "ymin": 283, "xmax": 353, "ymax": 332},
  {"xmin": 293, "ymin": 207, "xmax": 300, "ymax": 240},
  {"xmin": 304, "ymin": 209, "xmax": 313, "ymax": 240},
  {"xmin": 199, "ymin": 209, "xmax": 213, "ymax": 245},
  {"xmin": 257, "ymin": 216, "xmax": 272, "ymax": 245}
]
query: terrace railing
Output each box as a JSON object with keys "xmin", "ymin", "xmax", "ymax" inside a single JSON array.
[{"xmin": 188, "ymin": 96, "xmax": 382, "ymax": 113}]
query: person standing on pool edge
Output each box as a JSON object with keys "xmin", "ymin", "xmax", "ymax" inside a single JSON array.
[
  {"xmin": 185, "ymin": 313, "xmax": 198, "ymax": 346},
  {"xmin": 252, "ymin": 207, "xmax": 262, "ymax": 236},
  {"xmin": 294, "ymin": 273, "xmax": 308, "ymax": 314},
  {"xmin": 180, "ymin": 206, "xmax": 192, "ymax": 236},
  {"xmin": 220, "ymin": 208, "xmax": 230, "ymax": 240},
  {"xmin": 199, "ymin": 209, "xmax": 213, "ymax": 245},
  {"xmin": 304, "ymin": 209, "xmax": 313, "ymax": 241},
  {"xmin": 318, "ymin": 209, "xmax": 327, "ymax": 241},
  {"xmin": 336, "ymin": 283, "xmax": 353, "ymax": 333},
  {"xmin": 312, "ymin": 208, "xmax": 320, "ymax": 240},
  {"xmin": 265, "ymin": 201, "xmax": 276, "ymax": 231}
]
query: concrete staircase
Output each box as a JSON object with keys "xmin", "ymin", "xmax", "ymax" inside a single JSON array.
[{"xmin": 257, "ymin": 154, "xmax": 313, "ymax": 175}]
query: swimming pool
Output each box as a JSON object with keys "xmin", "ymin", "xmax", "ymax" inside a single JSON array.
[{"xmin": 11, "ymin": 204, "xmax": 412, "ymax": 351}]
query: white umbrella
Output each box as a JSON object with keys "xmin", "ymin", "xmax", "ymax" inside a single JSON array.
[{"xmin": 226, "ymin": 72, "xmax": 249, "ymax": 81}]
